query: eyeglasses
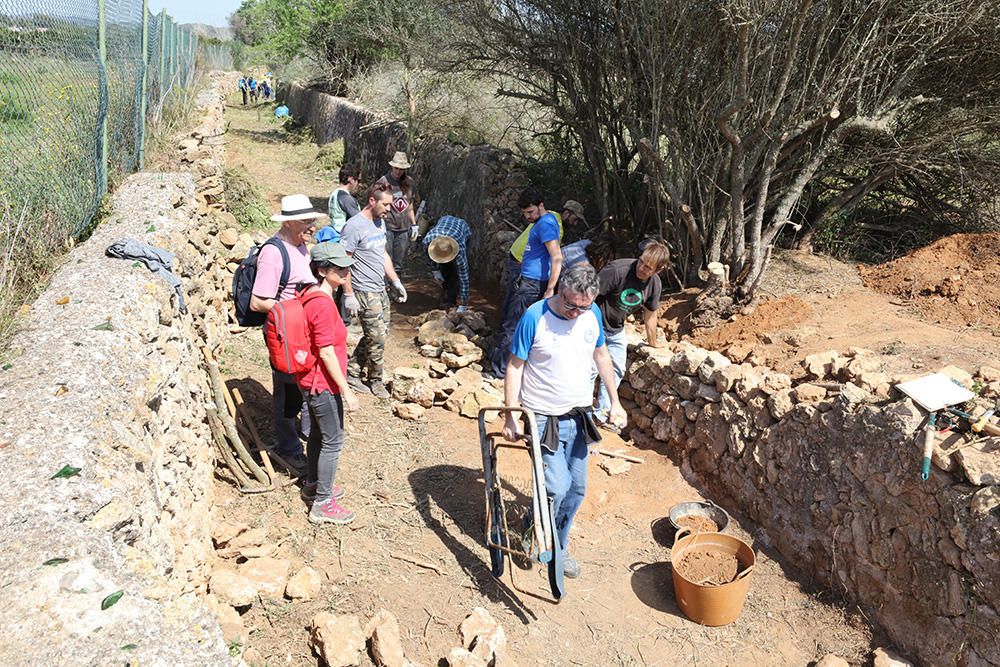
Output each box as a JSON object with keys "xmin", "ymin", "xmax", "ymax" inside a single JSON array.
[{"xmin": 562, "ymin": 299, "xmax": 592, "ymax": 313}]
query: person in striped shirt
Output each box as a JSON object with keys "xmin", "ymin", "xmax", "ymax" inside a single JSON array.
[{"xmin": 423, "ymin": 215, "xmax": 472, "ymax": 312}]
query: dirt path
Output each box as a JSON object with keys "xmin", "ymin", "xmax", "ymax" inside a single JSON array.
[{"xmin": 215, "ymin": 99, "xmax": 877, "ymax": 665}]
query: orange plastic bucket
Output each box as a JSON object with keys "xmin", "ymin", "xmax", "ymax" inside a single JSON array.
[{"xmin": 671, "ymin": 528, "xmax": 755, "ymax": 626}]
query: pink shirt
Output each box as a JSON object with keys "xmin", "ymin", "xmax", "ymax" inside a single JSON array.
[{"xmin": 251, "ymin": 236, "xmax": 314, "ymax": 302}]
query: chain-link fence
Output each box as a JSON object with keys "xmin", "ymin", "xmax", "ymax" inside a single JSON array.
[{"xmin": 0, "ymin": 0, "xmax": 233, "ymax": 237}]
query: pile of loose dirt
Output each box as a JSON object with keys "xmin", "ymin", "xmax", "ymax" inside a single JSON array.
[
  {"xmin": 687, "ymin": 294, "xmax": 812, "ymax": 359},
  {"xmin": 859, "ymin": 232, "xmax": 1000, "ymax": 330},
  {"xmin": 675, "ymin": 515, "xmax": 719, "ymax": 533},
  {"xmin": 675, "ymin": 550, "xmax": 741, "ymax": 586}
]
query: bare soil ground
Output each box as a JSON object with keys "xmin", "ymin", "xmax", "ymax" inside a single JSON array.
[
  {"xmin": 661, "ymin": 249, "xmax": 1000, "ymax": 379},
  {"xmin": 210, "ymin": 98, "xmax": 1000, "ymax": 666}
]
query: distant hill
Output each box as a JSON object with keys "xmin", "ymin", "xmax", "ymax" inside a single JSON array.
[{"xmin": 182, "ymin": 24, "xmax": 233, "ymax": 41}]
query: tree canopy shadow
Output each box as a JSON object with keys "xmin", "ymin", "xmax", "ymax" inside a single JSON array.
[{"xmin": 408, "ymin": 464, "xmax": 537, "ymax": 624}]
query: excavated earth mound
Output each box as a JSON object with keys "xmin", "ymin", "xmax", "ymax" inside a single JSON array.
[{"xmin": 858, "ymin": 232, "xmax": 1000, "ymax": 330}]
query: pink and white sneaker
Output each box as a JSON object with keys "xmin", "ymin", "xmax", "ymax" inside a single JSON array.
[{"xmin": 308, "ymin": 499, "xmax": 356, "ymax": 525}]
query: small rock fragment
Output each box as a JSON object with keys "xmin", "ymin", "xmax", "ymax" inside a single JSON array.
[
  {"xmin": 311, "ymin": 613, "xmax": 366, "ymax": 667},
  {"xmin": 238, "ymin": 557, "xmax": 290, "ymax": 599},
  {"xmin": 815, "ymin": 656, "xmax": 849, "ymax": 667},
  {"xmin": 447, "ymin": 647, "xmax": 487, "ymax": 667},
  {"xmin": 286, "ymin": 566, "xmax": 322, "ymax": 601},
  {"xmin": 872, "ymin": 647, "xmax": 913, "ymax": 667},
  {"xmin": 599, "ymin": 458, "xmax": 632, "ymax": 476},
  {"xmin": 394, "ymin": 403, "xmax": 426, "ymax": 420},
  {"xmin": 791, "ymin": 383, "xmax": 826, "ymax": 403},
  {"xmin": 970, "ymin": 486, "xmax": 1000, "ymax": 516},
  {"xmin": 210, "ymin": 569, "xmax": 257, "ymax": 607},
  {"xmin": 366, "ymin": 609, "xmax": 405, "ymax": 667},
  {"xmin": 212, "ymin": 521, "xmax": 249, "ymax": 547}
]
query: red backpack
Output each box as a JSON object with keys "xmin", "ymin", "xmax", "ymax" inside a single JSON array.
[{"xmin": 264, "ymin": 290, "xmax": 328, "ymax": 375}]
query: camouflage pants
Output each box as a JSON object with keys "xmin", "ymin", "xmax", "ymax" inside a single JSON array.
[{"xmin": 348, "ymin": 289, "xmax": 390, "ymax": 382}]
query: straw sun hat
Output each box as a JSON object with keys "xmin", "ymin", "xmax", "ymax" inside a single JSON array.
[
  {"xmin": 388, "ymin": 151, "xmax": 412, "ymax": 169},
  {"xmin": 270, "ymin": 194, "xmax": 319, "ymax": 222},
  {"xmin": 427, "ymin": 236, "xmax": 459, "ymax": 264}
]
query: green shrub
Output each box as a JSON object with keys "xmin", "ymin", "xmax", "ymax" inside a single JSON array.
[
  {"xmin": 315, "ymin": 139, "xmax": 345, "ymax": 171},
  {"xmin": 224, "ymin": 167, "xmax": 271, "ymax": 229},
  {"xmin": 280, "ymin": 117, "xmax": 313, "ymax": 144}
]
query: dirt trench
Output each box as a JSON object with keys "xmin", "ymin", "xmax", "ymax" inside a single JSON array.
[{"xmin": 210, "ymin": 96, "xmax": 881, "ymax": 666}]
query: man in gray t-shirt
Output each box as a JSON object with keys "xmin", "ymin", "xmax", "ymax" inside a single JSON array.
[{"xmin": 339, "ymin": 187, "xmax": 408, "ymax": 398}]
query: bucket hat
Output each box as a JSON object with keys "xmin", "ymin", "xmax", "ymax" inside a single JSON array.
[
  {"xmin": 311, "ymin": 242, "xmax": 355, "ymax": 268},
  {"xmin": 427, "ymin": 236, "xmax": 459, "ymax": 264},
  {"xmin": 562, "ymin": 200, "xmax": 587, "ymax": 225},
  {"xmin": 388, "ymin": 151, "xmax": 412, "ymax": 170},
  {"xmin": 271, "ymin": 194, "xmax": 320, "ymax": 222}
]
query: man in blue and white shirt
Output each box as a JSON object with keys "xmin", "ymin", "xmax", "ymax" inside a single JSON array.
[
  {"xmin": 502, "ymin": 263, "xmax": 627, "ymax": 581},
  {"xmin": 423, "ymin": 215, "xmax": 472, "ymax": 311}
]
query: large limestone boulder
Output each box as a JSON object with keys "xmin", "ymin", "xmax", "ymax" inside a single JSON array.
[{"xmin": 417, "ymin": 317, "xmax": 456, "ymax": 346}]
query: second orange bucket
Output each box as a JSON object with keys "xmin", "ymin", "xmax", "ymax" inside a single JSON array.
[{"xmin": 670, "ymin": 528, "xmax": 755, "ymax": 626}]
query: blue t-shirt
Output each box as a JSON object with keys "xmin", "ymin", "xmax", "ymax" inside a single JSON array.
[
  {"xmin": 511, "ymin": 299, "xmax": 605, "ymax": 415},
  {"xmin": 520, "ymin": 212, "xmax": 560, "ymax": 281}
]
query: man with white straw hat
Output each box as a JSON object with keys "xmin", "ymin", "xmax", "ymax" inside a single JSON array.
[
  {"xmin": 376, "ymin": 151, "xmax": 419, "ymax": 275},
  {"xmin": 422, "ymin": 215, "xmax": 472, "ymax": 311},
  {"xmin": 250, "ymin": 193, "xmax": 321, "ymax": 474}
]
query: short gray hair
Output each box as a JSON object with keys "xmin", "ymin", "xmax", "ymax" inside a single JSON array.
[{"xmin": 559, "ymin": 262, "xmax": 600, "ymax": 299}]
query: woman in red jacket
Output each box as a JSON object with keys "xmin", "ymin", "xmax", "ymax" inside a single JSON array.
[{"xmin": 298, "ymin": 242, "xmax": 361, "ymax": 524}]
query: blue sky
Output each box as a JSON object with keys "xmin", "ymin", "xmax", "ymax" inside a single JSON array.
[{"xmin": 148, "ymin": 0, "xmax": 243, "ymax": 27}]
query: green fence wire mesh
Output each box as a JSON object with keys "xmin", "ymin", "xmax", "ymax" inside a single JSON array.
[{"xmin": 0, "ymin": 0, "xmax": 232, "ymax": 236}]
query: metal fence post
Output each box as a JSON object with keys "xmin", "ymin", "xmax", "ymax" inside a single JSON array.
[
  {"xmin": 97, "ymin": 0, "xmax": 108, "ymax": 196},
  {"xmin": 158, "ymin": 10, "xmax": 166, "ymax": 94},
  {"xmin": 138, "ymin": 0, "xmax": 149, "ymax": 169}
]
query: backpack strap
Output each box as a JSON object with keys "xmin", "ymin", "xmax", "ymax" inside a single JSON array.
[{"xmin": 264, "ymin": 237, "xmax": 292, "ymax": 300}]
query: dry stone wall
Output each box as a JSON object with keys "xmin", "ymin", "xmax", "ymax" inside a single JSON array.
[
  {"xmin": 0, "ymin": 74, "xmax": 237, "ymax": 664},
  {"xmin": 623, "ymin": 343, "xmax": 1000, "ymax": 666},
  {"xmin": 279, "ymin": 83, "xmax": 525, "ymax": 288}
]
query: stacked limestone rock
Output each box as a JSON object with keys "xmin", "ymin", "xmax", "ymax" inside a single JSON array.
[
  {"xmin": 622, "ymin": 341, "xmax": 1000, "ymax": 666},
  {"xmin": 390, "ymin": 310, "xmax": 503, "ymax": 420},
  {"xmin": 281, "ymin": 83, "xmax": 529, "ymax": 289}
]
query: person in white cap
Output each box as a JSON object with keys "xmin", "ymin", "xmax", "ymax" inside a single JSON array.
[
  {"xmin": 376, "ymin": 151, "xmax": 418, "ymax": 275},
  {"xmin": 422, "ymin": 215, "xmax": 472, "ymax": 311},
  {"xmin": 250, "ymin": 194, "xmax": 320, "ymax": 474}
]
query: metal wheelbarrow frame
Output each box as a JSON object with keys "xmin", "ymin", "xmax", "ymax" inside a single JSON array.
[{"xmin": 478, "ymin": 406, "xmax": 565, "ymax": 602}]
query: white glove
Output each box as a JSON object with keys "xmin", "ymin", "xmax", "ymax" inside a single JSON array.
[
  {"xmin": 457, "ymin": 305, "xmax": 468, "ymax": 313},
  {"xmin": 409, "ymin": 225, "xmax": 419, "ymax": 241},
  {"xmin": 343, "ymin": 293, "xmax": 360, "ymax": 318},
  {"xmin": 391, "ymin": 280, "xmax": 408, "ymax": 303},
  {"xmin": 432, "ymin": 270, "xmax": 444, "ymax": 283}
]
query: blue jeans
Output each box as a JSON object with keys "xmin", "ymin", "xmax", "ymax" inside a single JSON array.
[
  {"xmin": 490, "ymin": 274, "xmax": 543, "ymax": 377},
  {"xmin": 304, "ymin": 390, "xmax": 344, "ymax": 502},
  {"xmin": 497, "ymin": 256, "xmax": 520, "ymax": 325},
  {"xmin": 536, "ymin": 413, "xmax": 590, "ymax": 555},
  {"xmin": 272, "ymin": 369, "xmax": 309, "ymax": 456},
  {"xmin": 592, "ymin": 329, "xmax": 628, "ymax": 421}
]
